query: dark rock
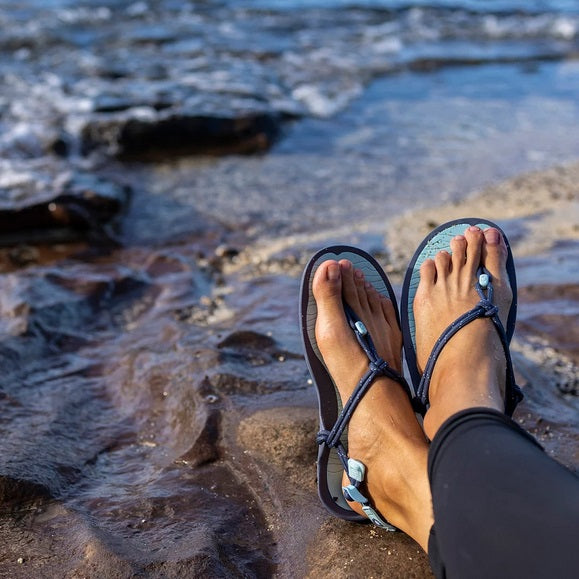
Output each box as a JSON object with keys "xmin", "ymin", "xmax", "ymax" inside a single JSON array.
[
  {"xmin": 0, "ymin": 475, "xmax": 52, "ymax": 508},
  {"xmin": 0, "ymin": 165, "xmax": 130, "ymax": 245},
  {"xmin": 81, "ymin": 112, "xmax": 282, "ymax": 159},
  {"xmin": 178, "ymin": 409, "xmax": 221, "ymax": 467},
  {"xmin": 218, "ymin": 330, "xmax": 277, "ymax": 351},
  {"xmin": 50, "ymin": 134, "xmax": 71, "ymax": 157},
  {"xmin": 217, "ymin": 330, "xmax": 302, "ymax": 371}
]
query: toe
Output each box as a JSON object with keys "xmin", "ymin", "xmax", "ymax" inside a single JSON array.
[
  {"xmin": 312, "ymin": 260, "xmax": 346, "ymax": 324},
  {"xmin": 434, "ymin": 250, "xmax": 451, "ymax": 279},
  {"xmin": 340, "ymin": 260, "xmax": 362, "ymax": 312},
  {"xmin": 419, "ymin": 258, "xmax": 437, "ymax": 285},
  {"xmin": 482, "ymin": 227, "xmax": 508, "ymax": 280},
  {"xmin": 450, "ymin": 235, "xmax": 467, "ymax": 272},
  {"xmin": 354, "ymin": 268, "xmax": 371, "ymax": 312},
  {"xmin": 464, "ymin": 226, "xmax": 484, "ymax": 276},
  {"xmin": 380, "ymin": 294, "xmax": 397, "ymax": 328},
  {"xmin": 312, "ymin": 260, "xmax": 341, "ymax": 299},
  {"xmin": 366, "ymin": 282, "xmax": 384, "ymax": 316}
]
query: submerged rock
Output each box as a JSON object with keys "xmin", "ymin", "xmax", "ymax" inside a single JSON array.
[
  {"xmin": 0, "ymin": 160, "xmax": 130, "ymax": 245},
  {"xmin": 0, "ymin": 475, "xmax": 53, "ymax": 508}
]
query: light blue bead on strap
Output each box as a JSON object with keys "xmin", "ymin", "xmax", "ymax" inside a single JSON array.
[{"xmin": 354, "ymin": 321, "xmax": 367, "ymax": 336}]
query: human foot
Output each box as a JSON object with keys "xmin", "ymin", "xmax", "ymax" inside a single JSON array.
[
  {"xmin": 312, "ymin": 258, "xmax": 433, "ymax": 551},
  {"xmin": 413, "ymin": 226, "xmax": 513, "ymax": 440}
]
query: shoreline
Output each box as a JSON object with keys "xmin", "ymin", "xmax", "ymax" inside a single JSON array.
[{"xmin": 387, "ymin": 159, "xmax": 579, "ymax": 270}]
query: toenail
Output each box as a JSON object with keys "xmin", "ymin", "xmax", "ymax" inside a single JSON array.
[
  {"xmin": 468, "ymin": 226, "xmax": 480, "ymax": 232},
  {"xmin": 355, "ymin": 269, "xmax": 364, "ymax": 280},
  {"xmin": 340, "ymin": 261, "xmax": 352, "ymax": 273},
  {"xmin": 453, "ymin": 235, "xmax": 465, "ymax": 241},
  {"xmin": 485, "ymin": 228, "xmax": 500, "ymax": 244},
  {"xmin": 327, "ymin": 263, "xmax": 341, "ymax": 280}
]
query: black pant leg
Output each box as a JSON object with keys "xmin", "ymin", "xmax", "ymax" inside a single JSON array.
[{"xmin": 427, "ymin": 408, "xmax": 579, "ymax": 579}]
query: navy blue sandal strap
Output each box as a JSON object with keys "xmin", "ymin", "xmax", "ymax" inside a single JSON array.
[{"xmin": 415, "ymin": 267, "xmax": 523, "ymax": 416}]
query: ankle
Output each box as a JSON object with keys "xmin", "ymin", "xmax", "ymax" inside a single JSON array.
[
  {"xmin": 429, "ymin": 352, "xmax": 504, "ymax": 397},
  {"xmin": 424, "ymin": 363, "xmax": 504, "ymax": 439},
  {"xmin": 381, "ymin": 449, "xmax": 433, "ymax": 551}
]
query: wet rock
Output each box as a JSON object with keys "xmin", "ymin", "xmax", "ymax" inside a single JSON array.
[
  {"xmin": 218, "ymin": 329, "xmax": 277, "ymax": 351},
  {"xmin": 217, "ymin": 330, "xmax": 285, "ymax": 368},
  {"xmin": 0, "ymin": 262, "xmax": 151, "ymax": 356},
  {"xmin": 0, "ymin": 476, "xmax": 52, "ymax": 508},
  {"xmin": 237, "ymin": 407, "xmax": 317, "ymax": 488},
  {"xmin": 210, "ymin": 244, "xmax": 241, "ymax": 270},
  {"xmin": 214, "ymin": 245, "xmax": 240, "ymax": 259},
  {"xmin": 178, "ymin": 409, "xmax": 221, "ymax": 467},
  {"xmin": 80, "ymin": 111, "xmax": 282, "ymax": 159},
  {"xmin": 0, "ymin": 161, "xmax": 130, "ymax": 245},
  {"xmin": 217, "ymin": 329, "xmax": 301, "ymax": 366},
  {"xmin": 0, "ymin": 501, "xmax": 136, "ymax": 579}
]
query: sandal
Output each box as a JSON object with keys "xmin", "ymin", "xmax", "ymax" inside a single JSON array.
[
  {"xmin": 300, "ymin": 245, "xmax": 414, "ymax": 529},
  {"xmin": 400, "ymin": 218, "xmax": 524, "ymax": 417}
]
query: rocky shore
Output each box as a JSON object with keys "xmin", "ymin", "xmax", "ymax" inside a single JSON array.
[{"xmin": 0, "ymin": 156, "xmax": 576, "ymax": 577}]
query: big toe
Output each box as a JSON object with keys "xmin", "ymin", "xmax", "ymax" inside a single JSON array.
[
  {"xmin": 312, "ymin": 260, "xmax": 342, "ymax": 300},
  {"xmin": 482, "ymin": 227, "xmax": 508, "ymax": 279},
  {"xmin": 312, "ymin": 260, "xmax": 349, "ymax": 340}
]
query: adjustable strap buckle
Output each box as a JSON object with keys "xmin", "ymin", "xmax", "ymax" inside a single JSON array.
[{"xmin": 341, "ymin": 458, "xmax": 396, "ymax": 532}]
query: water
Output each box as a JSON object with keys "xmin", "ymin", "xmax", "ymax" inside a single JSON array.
[
  {"xmin": 2, "ymin": 0, "xmax": 577, "ymax": 232},
  {"xmin": 0, "ymin": 1, "xmax": 578, "ymax": 576}
]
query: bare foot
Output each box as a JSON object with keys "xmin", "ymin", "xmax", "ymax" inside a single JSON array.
[
  {"xmin": 413, "ymin": 226, "xmax": 513, "ymax": 440},
  {"xmin": 312, "ymin": 258, "xmax": 433, "ymax": 551}
]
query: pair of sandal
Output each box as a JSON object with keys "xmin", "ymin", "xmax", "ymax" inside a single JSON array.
[{"xmin": 299, "ymin": 218, "xmax": 524, "ymax": 529}]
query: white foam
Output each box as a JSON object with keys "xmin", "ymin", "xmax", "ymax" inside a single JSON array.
[
  {"xmin": 552, "ymin": 16, "xmax": 576, "ymax": 39},
  {"xmin": 292, "ymin": 83, "xmax": 362, "ymax": 118}
]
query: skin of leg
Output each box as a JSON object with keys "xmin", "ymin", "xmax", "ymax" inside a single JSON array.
[
  {"xmin": 312, "ymin": 258, "xmax": 433, "ymax": 551},
  {"xmin": 413, "ymin": 226, "xmax": 513, "ymax": 440}
]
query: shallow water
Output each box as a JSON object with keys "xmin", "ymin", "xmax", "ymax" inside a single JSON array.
[
  {"xmin": 0, "ymin": 1, "xmax": 578, "ymax": 576},
  {"xmin": 161, "ymin": 61, "xmax": 579, "ymax": 240}
]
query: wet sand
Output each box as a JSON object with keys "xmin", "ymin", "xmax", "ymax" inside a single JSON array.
[{"xmin": 0, "ymin": 160, "xmax": 577, "ymax": 577}]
